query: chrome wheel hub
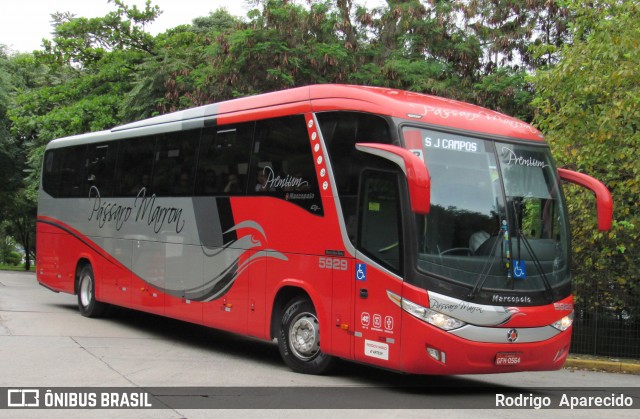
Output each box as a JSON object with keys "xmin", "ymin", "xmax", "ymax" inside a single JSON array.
[
  {"xmin": 289, "ymin": 313, "xmax": 320, "ymax": 360},
  {"xmin": 80, "ymin": 274, "xmax": 92, "ymax": 307}
]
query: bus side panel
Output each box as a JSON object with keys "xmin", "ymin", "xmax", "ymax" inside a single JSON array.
[
  {"xmin": 36, "ymin": 221, "xmax": 71, "ymax": 293},
  {"xmin": 229, "ymin": 196, "xmax": 350, "ymax": 354},
  {"xmin": 247, "ymin": 250, "xmax": 268, "ymax": 340},
  {"xmin": 165, "ymin": 292, "xmax": 203, "ymax": 325},
  {"xmin": 55, "ymin": 225, "xmax": 85, "ymax": 294},
  {"xmin": 353, "ymin": 263, "xmax": 403, "ymax": 370},
  {"xmin": 330, "ymin": 257, "xmax": 355, "ymax": 360},
  {"xmin": 92, "ymin": 237, "xmax": 132, "ymax": 307},
  {"xmin": 164, "ymin": 243, "xmax": 204, "ymax": 324},
  {"xmin": 202, "ymin": 270, "xmax": 249, "ymax": 336},
  {"xmin": 37, "ymin": 217, "xmax": 136, "ymax": 302},
  {"xmin": 201, "ymin": 244, "xmax": 249, "ymax": 336},
  {"xmin": 131, "ymin": 240, "xmax": 166, "ymax": 315}
]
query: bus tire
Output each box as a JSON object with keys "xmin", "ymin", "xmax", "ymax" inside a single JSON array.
[
  {"xmin": 277, "ymin": 296, "xmax": 335, "ymax": 375},
  {"xmin": 77, "ymin": 264, "xmax": 107, "ymax": 318}
]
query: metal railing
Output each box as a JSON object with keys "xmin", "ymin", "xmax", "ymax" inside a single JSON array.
[{"xmin": 571, "ymin": 283, "xmax": 640, "ymax": 359}]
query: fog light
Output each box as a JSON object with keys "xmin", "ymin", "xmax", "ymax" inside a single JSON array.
[{"xmin": 427, "ymin": 347, "xmax": 446, "ymax": 363}]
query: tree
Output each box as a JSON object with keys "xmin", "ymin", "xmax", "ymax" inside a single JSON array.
[
  {"xmin": 10, "ymin": 0, "xmax": 161, "ymax": 188},
  {"xmin": 532, "ymin": 0, "xmax": 639, "ymax": 314},
  {"xmin": 462, "ymin": 0, "xmax": 571, "ymax": 71},
  {"xmin": 122, "ymin": 9, "xmax": 243, "ymax": 120},
  {"xmin": 120, "ymin": 0, "xmax": 570, "ymax": 122},
  {"xmin": 1, "ymin": 46, "xmax": 38, "ymax": 269},
  {"xmin": 40, "ymin": 0, "xmax": 160, "ymax": 67},
  {"xmin": 2, "ymin": 191, "xmax": 36, "ymax": 270}
]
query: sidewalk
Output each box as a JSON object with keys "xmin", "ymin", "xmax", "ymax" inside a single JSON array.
[{"xmin": 565, "ymin": 354, "xmax": 640, "ymax": 374}]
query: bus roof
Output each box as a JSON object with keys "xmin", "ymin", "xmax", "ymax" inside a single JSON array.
[{"xmin": 48, "ymin": 84, "xmax": 543, "ymax": 148}]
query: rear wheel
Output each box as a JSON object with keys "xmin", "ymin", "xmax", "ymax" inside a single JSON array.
[
  {"xmin": 77, "ymin": 264, "xmax": 107, "ymax": 318},
  {"xmin": 277, "ymin": 296, "xmax": 335, "ymax": 374}
]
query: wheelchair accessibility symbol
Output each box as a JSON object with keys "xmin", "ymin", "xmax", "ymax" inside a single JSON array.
[
  {"xmin": 513, "ymin": 260, "xmax": 527, "ymax": 279},
  {"xmin": 356, "ymin": 263, "xmax": 367, "ymax": 281}
]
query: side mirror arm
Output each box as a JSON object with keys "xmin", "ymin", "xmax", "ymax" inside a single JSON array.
[
  {"xmin": 557, "ymin": 168, "xmax": 613, "ymax": 231},
  {"xmin": 355, "ymin": 143, "xmax": 431, "ymax": 214}
]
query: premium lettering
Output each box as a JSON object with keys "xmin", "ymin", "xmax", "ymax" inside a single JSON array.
[
  {"xmin": 502, "ymin": 147, "xmax": 547, "ymax": 168},
  {"xmin": 262, "ymin": 166, "xmax": 309, "ymax": 190}
]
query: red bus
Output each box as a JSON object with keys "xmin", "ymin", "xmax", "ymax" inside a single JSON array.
[{"xmin": 36, "ymin": 85, "xmax": 612, "ymax": 375}]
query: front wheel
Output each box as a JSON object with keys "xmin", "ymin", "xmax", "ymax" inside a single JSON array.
[
  {"xmin": 77, "ymin": 264, "xmax": 108, "ymax": 318},
  {"xmin": 277, "ymin": 296, "xmax": 335, "ymax": 374}
]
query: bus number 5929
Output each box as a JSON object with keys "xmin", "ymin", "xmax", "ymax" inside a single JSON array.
[{"xmin": 319, "ymin": 257, "xmax": 348, "ymax": 271}]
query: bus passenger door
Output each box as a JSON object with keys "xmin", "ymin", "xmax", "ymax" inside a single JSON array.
[{"xmin": 353, "ymin": 170, "xmax": 403, "ymax": 370}]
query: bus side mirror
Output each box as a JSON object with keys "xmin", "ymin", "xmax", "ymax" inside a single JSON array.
[
  {"xmin": 355, "ymin": 143, "xmax": 431, "ymax": 214},
  {"xmin": 557, "ymin": 168, "xmax": 613, "ymax": 231}
]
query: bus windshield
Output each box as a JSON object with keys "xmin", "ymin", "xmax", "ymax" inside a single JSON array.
[{"xmin": 403, "ymin": 127, "xmax": 569, "ymax": 294}]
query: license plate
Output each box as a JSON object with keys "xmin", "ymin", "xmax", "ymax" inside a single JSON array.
[{"xmin": 495, "ymin": 352, "xmax": 522, "ymax": 366}]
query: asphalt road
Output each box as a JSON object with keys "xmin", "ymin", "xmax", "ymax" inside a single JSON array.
[{"xmin": 0, "ymin": 270, "xmax": 638, "ymax": 418}]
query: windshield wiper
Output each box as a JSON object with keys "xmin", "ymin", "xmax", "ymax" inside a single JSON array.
[
  {"xmin": 512, "ymin": 200, "xmax": 554, "ymax": 302},
  {"xmin": 467, "ymin": 226, "xmax": 504, "ymax": 300}
]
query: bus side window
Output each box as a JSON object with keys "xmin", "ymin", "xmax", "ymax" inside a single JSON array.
[
  {"xmin": 251, "ymin": 115, "xmax": 322, "ymax": 214},
  {"xmin": 195, "ymin": 122, "xmax": 253, "ymax": 196},
  {"xmin": 113, "ymin": 136, "xmax": 156, "ymax": 197},
  {"xmin": 86, "ymin": 142, "xmax": 117, "ymax": 197},
  {"xmin": 153, "ymin": 130, "xmax": 199, "ymax": 197},
  {"xmin": 59, "ymin": 145, "xmax": 87, "ymax": 198},
  {"xmin": 42, "ymin": 150, "xmax": 61, "ymax": 197}
]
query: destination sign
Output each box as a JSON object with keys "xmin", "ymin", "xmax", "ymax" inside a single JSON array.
[
  {"xmin": 424, "ymin": 132, "xmax": 482, "ymax": 153},
  {"xmin": 402, "ymin": 127, "xmax": 485, "ymax": 156}
]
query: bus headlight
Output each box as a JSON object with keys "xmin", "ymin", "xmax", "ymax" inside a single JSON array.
[
  {"xmin": 551, "ymin": 311, "xmax": 574, "ymax": 332},
  {"xmin": 401, "ymin": 298, "xmax": 466, "ymax": 331}
]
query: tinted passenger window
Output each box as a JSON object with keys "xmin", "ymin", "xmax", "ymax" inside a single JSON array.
[
  {"xmin": 42, "ymin": 146, "xmax": 88, "ymax": 198},
  {"xmin": 59, "ymin": 146, "xmax": 87, "ymax": 198},
  {"xmin": 42, "ymin": 150, "xmax": 60, "ymax": 197},
  {"xmin": 114, "ymin": 136, "xmax": 156, "ymax": 197},
  {"xmin": 86, "ymin": 142, "xmax": 117, "ymax": 197},
  {"xmin": 252, "ymin": 115, "xmax": 322, "ymax": 215},
  {"xmin": 195, "ymin": 123, "xmax": 253, "ymax": 196},
  {"xmin": 153, "ymin": 130, "xmax": 200, "ymax": 196}
]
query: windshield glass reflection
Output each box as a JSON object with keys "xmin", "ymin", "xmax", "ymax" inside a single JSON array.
[{"xmin": 403, "ymin": 127, "xmax": 569, "ymax": 293}]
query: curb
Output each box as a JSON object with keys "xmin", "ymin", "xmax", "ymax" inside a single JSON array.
[{"xmin": 565, "ymin": 356, "xmax": 640, "ymax": 375}]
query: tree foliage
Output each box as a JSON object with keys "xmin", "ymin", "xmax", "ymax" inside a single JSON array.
[
  {"xmin": 124, "ymin": 0, "xmax": 566, "ymax": 120},
  {"xmin": 9, "ymin": 0, "xmax": 161, "ymax": 188},
  {"xmin": 532, "ymin": 0, "xmax": 640, "ymax": 314},
  {"xmin": 0, "ymin": 47, "xmax": 37, "ymax": 268}
]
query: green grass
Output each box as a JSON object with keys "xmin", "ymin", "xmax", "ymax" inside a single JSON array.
[{"xmin": 0, "ymin": 263, "xmax": 35, "ymax": 272}]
